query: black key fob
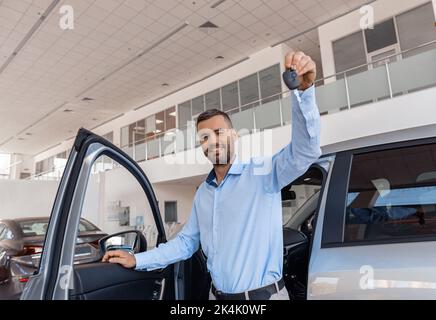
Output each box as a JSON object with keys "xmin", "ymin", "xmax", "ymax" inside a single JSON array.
[{"xmin": 282, "ymin": 69, "xmax": 300, "ymax": 90}]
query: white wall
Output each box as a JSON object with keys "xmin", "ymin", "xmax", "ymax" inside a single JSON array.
[
  {"xmin": 97, "ymin": 168, "xmax": 196, "ymax": 234},
  {"xmin": 79, "ymin": 168, "xmax": 197, "ymax": 241},
  {"xmin": 8, "ymin": 154, "xmax": 34, "ymax": 179},
  {"xmin": 0, "ymin": 180, "xmax": 59, "ymax": 220},
  {"xmin": 318, "ymin": 0, "xmax": 430, "ymax": 80}
]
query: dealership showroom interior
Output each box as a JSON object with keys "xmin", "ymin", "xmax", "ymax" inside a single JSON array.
[{"xmin": 0, "ymin": 0, "xmax": 436, "ymax": 303}]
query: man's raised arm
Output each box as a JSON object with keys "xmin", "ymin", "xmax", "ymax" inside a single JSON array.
[{"xmin": 263, "ymin": 51, "xmax": 321, "ymax": 193}]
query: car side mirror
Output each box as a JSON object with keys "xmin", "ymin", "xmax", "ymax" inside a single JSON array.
[{"xmin": 98, "ymin": 230, "xmax": 147, "ymax": 255}]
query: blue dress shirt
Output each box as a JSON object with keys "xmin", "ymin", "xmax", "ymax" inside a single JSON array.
[{"xmin": 135, "ymin": 85, "xmax": 321, "ymax": 293}]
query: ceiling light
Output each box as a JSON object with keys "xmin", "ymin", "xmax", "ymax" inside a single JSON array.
[
  {"xmin": 199, "ymin": 21, "xmax": 218, "ymax": 29},
  {"xmin": 199, "ymin": 21, "xmax": 219, "ymax": 34},
  {"xmin": 156, "ymin": 119, "xmax": 163, "ymax": 124},
  {"xmin": 211, "ymin": 0, "xmax": 227, "ymax": 9},
  {"xmin": 153, "ymin": 129, "xmax": 162, "ymax": 134},
  {"xmin": 169, "ymin": 112, "xmax": 176, "ymax": 117}
]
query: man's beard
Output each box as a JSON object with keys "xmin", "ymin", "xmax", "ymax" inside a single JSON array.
[{"xmin": 204, "ymin": 143, "xmax": 232, "ymax": 165}]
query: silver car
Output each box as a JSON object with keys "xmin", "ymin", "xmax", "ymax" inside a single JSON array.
[{"xmin": 282, "ymin": 134, "xmax": 436, "ymax": 299}]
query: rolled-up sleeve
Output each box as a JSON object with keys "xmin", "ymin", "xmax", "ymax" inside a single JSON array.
[
  {"xmin": 263, "ymin": 85, "xmax": 321, "ymax": 193},
  {"xmin": 134, "ymin": 200, "xmax": 200, "ymax": 271}
]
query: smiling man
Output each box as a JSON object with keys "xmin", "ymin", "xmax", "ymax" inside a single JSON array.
[{"xmin": 102, "ymin": 51, "xmax": 321, "ymax": 300}]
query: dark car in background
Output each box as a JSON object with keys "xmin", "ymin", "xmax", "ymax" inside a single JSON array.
[{"xmin": 0, "ymin": 217, "xmax": 107, "ymax": 300}]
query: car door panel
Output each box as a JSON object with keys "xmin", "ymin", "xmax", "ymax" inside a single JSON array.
[
  {"xmin": 70, "ymin": 263, "xmax": 174, "ymax": 300},
  {"xmin": 21, "ymin": 128, "xmax": 173, "ymax": 300},
  {"xmin": 309, "ymin": 241, "xmax": 436, "ymax": 299},
  {"xmin": 309, "ymin": 139, "xmax": 436, "ymax": 299}
]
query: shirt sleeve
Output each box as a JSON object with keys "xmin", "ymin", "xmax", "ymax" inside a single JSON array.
[
  {"xmin": 263, "ymin": 85, "xmax": 322, "ymax": 193},
  {"xmin": 134, "ymin": 199, "xmax": 200, "ymax": 271}
]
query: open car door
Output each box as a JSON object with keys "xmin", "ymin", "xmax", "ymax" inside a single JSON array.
[{"xmin": 21, "ymin": 128, "xmax": 175, "ymax": 300}]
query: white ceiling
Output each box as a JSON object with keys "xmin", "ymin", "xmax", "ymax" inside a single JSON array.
[{"xmin": 0, "ymin": 0, "xmax": 371, "ymax": 155}]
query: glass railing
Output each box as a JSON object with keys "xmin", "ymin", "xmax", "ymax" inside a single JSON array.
[
  {"xmin": 30, "ymin": 168, "xmax": 65, "ymax": 181},
  {"xmin": 316, "ymin": 40, "xmax": 436, "ymax": 112},
  {"xmin": 28, "ymin": 40, "xmax": 436, "ymax": 179},
  {"xmin": 29, "ymin": 155, "xmax": 117, "ymax": 181}
]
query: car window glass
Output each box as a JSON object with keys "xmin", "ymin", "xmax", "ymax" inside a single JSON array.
[
  {"xmin": 4, "ymin": 228, "xmax": 13, "ymax": 240},
  {"xmin": 19, "ymin": 221, "xmax": 48, "ymax": 236},
  {"xmin": 0, "ymin": 225, "xmax": 14, "ymax": 240},
  {"xmin": 78, "ymin": 220, "xmax": 98, "ymax": 232},
  {"xmin": 76, "ymin": 155, "xmax": 158, "ymax": 264},
  {"xmin": 345, "ymin": 144, "xmax": 436, "ymax": 242},
  {"xmin": 0, "ymin": 224, "xmax": 5, "ymax": 240},
  {"xmin": 282, "ymin": 167, "xmax": 323, "ymax": 225},
  {"xmin": 0, "ymin": 225, "xmax": 13, "ymax": 240}
]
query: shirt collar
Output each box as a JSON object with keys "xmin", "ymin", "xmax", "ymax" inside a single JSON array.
[
  {"xmin": 205, "ymin": 170, "xmax": 218, "ymax": 186},
  {"xmin": 205, "ymin": 153, "xmax": 246, "ymax": 186}
]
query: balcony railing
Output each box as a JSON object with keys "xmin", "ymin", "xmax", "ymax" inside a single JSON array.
[
  {"xmin": 315, "ymin": 39, "xmax": 436, "ymax": 113},
  {"xmin": 28, "ymin": 40, "xmax": 436, "ymax": 180}
]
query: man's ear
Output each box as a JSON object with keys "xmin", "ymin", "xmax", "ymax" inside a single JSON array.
[{"xmin": 232, "ymin": 128, "xmax": 238, "ymax": 140}]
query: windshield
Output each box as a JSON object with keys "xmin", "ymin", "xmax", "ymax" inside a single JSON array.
[{"xmin": 19, "ymin": 219, "xmax": 98, "ymax": 237}]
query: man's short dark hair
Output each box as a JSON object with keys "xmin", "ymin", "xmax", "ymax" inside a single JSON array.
[{"xmin": 196, "ymin": 109, "xmax": 233, "ymax": 128}]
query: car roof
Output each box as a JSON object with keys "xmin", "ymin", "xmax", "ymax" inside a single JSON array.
[
  {"xmin": 0, "ymin": 217, "xmax": 91, "ymax": 224},
  {"xmin": 321, "ymin": 126, "xmax": 436, "ymax": 156},
  {"xmin": 10, "ymin": 217, "xmax": 49, "ymax": 223}
]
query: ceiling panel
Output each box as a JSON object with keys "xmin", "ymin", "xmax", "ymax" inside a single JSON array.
[{"xmin": 0, "ymin": 0, "xmax": 372, "ymax": 154}]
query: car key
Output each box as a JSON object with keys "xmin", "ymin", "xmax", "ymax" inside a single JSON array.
[{"xmin": 282, "ymin": 68, "xmax": 300, "ymax": 90}]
